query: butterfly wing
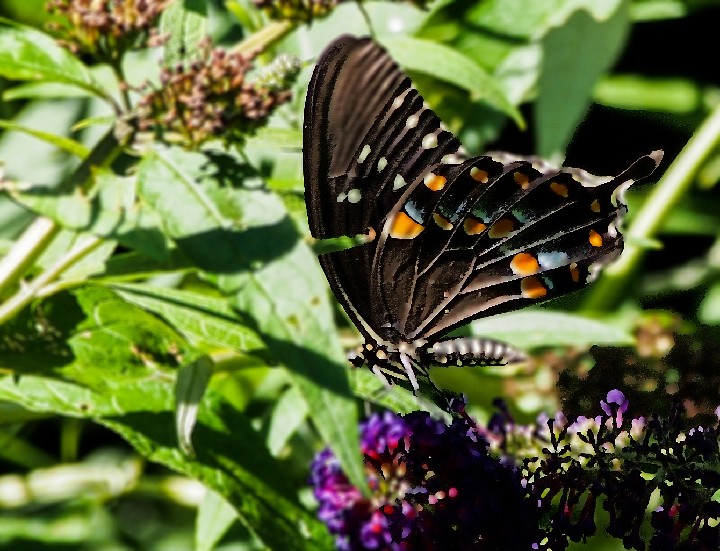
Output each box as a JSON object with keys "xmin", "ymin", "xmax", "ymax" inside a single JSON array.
[
  {"xmin": 304, "ymin": 35, "xmax": 662, "ymax": 351},
  {"xmin": 303, "ymin": 35, "xmax": 463, "ymax": 344}
]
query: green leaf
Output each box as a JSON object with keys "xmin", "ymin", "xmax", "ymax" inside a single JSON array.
[
  {"xmin": 470, "ymin": 311, "xmax": 634, "ymax": 348},
  {"xmin": 0, "ymin": 375, "xmax": 332, "ymax": 550},
  {"xmin": 175, "ymin": 354, "xmax": 214, "ymax": 457},
  {"xmin": 700, "ymin": 284, "xmax": 720, "ymax": 325},
  {"xmin": 4, "ymin": 170, "xmax": 172, "ymax": 260},
  {"xmin": 382, "ymin": 36, "xmax": 524, "ymax": 128},
  {"xmin": 535, "ymin": 3, "xmax": 630, "ymax": 158},
  {"xmin": 594, "ymin": 75, "xmax": 701, "ymax": 114},
  {"xmin": 3, "ymin": 81, "xmax": 95, "ymax": 101},
  {"xmin": 0, "ymin": 19, "xmax": 109, "ymax": 99},
  {"xmin": 109, "ymin": 282, "xmax": 265, "ymax": 353},
  {"xmin": 160, "ymin": 0, "xmax": 208, "ymax": 66},
  {"xmin": 0, "ymin": 119, "xmax": 90, "ymax": 158},
  {"xmin": 135, "ymin": 146, "xmax": 365, "ymax": 491},
  {"xmin": 0, "ymin": 287, "xmax": 190, "ymax": 389},
  {"xmin": 196, "ymin": 489, "xmax": 240, "ymax": 551},
  {"xmin": 246, "ymin": 127, "xmax": 303, "ymax": 150},
  {"xmin": 351, "ymin": 370, "xmax": 448, "ymax": 418},
  {"xmin": 265, "ymin": 385, "xmax": 308, "ymax": 456}
]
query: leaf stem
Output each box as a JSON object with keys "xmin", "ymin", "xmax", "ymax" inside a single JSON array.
[{"xmin": 582, "ymin": 101, "xmax": 720, "ymax": 311}]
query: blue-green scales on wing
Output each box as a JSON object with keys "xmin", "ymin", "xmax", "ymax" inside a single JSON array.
[{"xmin": 303, "ymin": 35, "xmax": 662, "ymax": 390}]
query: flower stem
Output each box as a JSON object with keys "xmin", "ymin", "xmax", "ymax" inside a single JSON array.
[
  {"xmin": 233, "ymin": 21, "xmax": 294, "ymax": 55},
  {"xmin": 582, "ymin": 101, "xmax": 720, "ymax": 311}
]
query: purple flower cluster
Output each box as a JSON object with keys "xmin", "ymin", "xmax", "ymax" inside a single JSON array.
[
  {"xmin": 310, "ymin": 410, "xmax": 540, "ymax": 550},
  {"xmin": 312, "ymin": 391, "xmax": 720, "ymax": 550},
  {"xmin": 487, "ymin": 390, "xmax": 720, "ymax": 550}
]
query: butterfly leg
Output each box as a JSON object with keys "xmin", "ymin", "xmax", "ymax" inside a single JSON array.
[{"xmin": 400, "ymin": 352, "xmax": 420, "ymax": 392}]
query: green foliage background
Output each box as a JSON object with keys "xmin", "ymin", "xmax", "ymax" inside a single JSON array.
[{"xmin": 0, "ymin": 0, "xmax": 719, "ymax": 549}]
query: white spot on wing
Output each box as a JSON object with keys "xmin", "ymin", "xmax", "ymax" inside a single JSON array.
[
  {"xmin": 377, "ymin": 157, "xmax": 388, "ymax": 172},
  {"xmin": 422, "ymin": 133, "xmax": 438, "ymax": 149},
  {"xmin": 347, "ymin": 188, "xmax": 361, "ymax": 203},
  {"xmin": 406, "ymin": 113, "xmax": 419, "ymax": 128},
  {"xmin": 393, "ymin": 174, "xmax": 407, "ymax": 190},
  {"xmin": 441, "ymin": 153, "xmax": 463, "ymax": 165},
  {"xmin": 358, "ymin": 144, "xmax": 371, "ymax": 163}
]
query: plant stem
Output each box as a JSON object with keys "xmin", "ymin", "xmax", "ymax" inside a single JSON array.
[
  {"xmin": 233, "ymin": 21, "xmax": 294, "ymax": 55},
  {"xmin": 0, "ymin": 217, "xmax": 59, "ymax": 298},
  {"xmin": 582, "ymin": 101, "xmax": 720, "ymax": 311},
  {"xmin": 0, "ymin": 235, "xmax": 102, "ymax": 326},
  {"xmin": 0, "ymin": 127, "xmax": 130, "ymax": 323}
]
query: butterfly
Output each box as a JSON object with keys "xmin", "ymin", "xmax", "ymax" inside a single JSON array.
[{"xmin": 303, "ymin": 35, "xmax": 662, "ymax": 391}]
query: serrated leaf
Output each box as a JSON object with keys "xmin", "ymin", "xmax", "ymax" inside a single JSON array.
[
  {"xmin": 382, "ymin": 36, "xmax": 524, "ymax": 128},
  {"xmin": 0, "ymin": 287, "xmax": 190, "ymax": 390},
  {"xmin": 135, "ymin": 146, "xmax": 365, "ymax": 491},
  {"xmin": 160, "ymin": 0, "xmax": 208, "ymax": 66},
  {"xmin": 351, "ymin": 370, "xmax": 448, "ymax": 418},
  {"xmin": 470, "ymin": 311, "xmax": 634, "ymax": 348},
  {"xmin": 4, "ymin": 170, "xmax": 172, "ymax": 260},
  {"xmin": 110, "ymin": 282, "xmax": 265, "ymax": 353},
  {"xmin": 0, "ymin": 19, "xmax": 109, "ymax": 99}
]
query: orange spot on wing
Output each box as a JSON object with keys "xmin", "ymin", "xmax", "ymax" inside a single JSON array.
[
  {"xmin": 463, "ymin": 217, "xmax": 487, "ymax": 235},
  {"xmin": 589, "ymin": 230, "xmax": 603, "ymax": 247},
  {"xmin": 489, "ymin": 218, "xmax": 515, "ymax": 238},
  {"xmin": 389, "ymin": 211, "xmax": 425, "ymax": 239},
  {"xmin": 470, "ymin": 167, "xmax": 489, "ymax": 183},
  {"xmin": 590, "ymin": 199, "xmax": 601, "ymax": 212},
  {"xmin": 550, "ymin": 181, "xmax": 569, "ymax": 197},
  {"xmin": 569, "ymin": 262, "xmax": 580, "ymax": 283},
  {"xmin": 521, "ymin": 276, "xmax": 547, "ymax": 299},
  {"xmin": 514, "ymin": 172, "xmax": 530, "ymax": 189},
  {"xmin": 511, "ymin": 252, "xmax": 540, "ymax": 275},
  {"xmin": 433, "ymin": 212, "xmax": 453, "ymax": 230},
  {"xmin": 424, "ymin": 173, "xmax": 447, "ymax": 191}
]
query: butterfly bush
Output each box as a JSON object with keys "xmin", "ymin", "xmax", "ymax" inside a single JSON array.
[
  {"xmin": 47, "ymin": 0, "xmax": 171, "ymax": 58},
  {"xmin": 311, "ymin": 391, "xmax": 720, "ymax": 550},
  {"xmin": 253, "ymin": 0, "xmax": 429, "ymax": 22},
  {"xmin": 136, "ymin": 39, "xmax": 298, "ymax": 148}
]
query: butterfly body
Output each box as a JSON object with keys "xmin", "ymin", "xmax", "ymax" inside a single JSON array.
[{"xmin": 304, "ymin": 35, "xmax": 662, "ymax": 390}]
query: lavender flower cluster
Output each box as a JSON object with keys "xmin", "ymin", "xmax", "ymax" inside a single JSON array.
[
  {"xmin": 311, "ymin": 410, "xmax": 540, "ymax": 550},
  {"xmin": 311, "ymin": 391, "xmax": 720, "ymax": 550}
]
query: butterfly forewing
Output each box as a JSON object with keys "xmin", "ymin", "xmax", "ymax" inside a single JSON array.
[
  {"xmin": 304, "ymin": 34, "xmax": 662, "ymax": 381},
  {"xmin": 304, "ymin": 35, "xmax": 464, "ymax": 342}
]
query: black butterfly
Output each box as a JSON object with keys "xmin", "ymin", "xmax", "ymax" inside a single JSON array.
[{"xmin": 303, "ymin": 35, "xmax": 662, "ymax": 391}]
